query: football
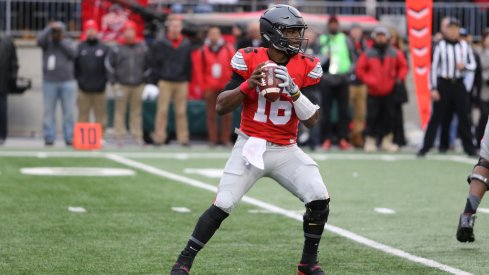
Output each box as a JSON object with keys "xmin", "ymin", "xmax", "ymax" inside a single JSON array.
[{"xmin": 258, "ymin": 62, "xmax": 283, "ymax": 102}]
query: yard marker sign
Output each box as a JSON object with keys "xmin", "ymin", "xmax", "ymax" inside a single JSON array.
[
  {"xmin": 406, "ymin": 0, "xmax": 433, "ymax": 129},
  {"xmin": 73, "ymin": 123, "xmax": 102, "ymax": 150}
]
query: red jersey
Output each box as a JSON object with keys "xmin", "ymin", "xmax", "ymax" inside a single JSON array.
[{"xmin": 231, "ymin": 47, "xmax": 322, "ymax": 145}]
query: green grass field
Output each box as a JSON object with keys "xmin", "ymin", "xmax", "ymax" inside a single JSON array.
[{"xmin": 0, "ymin": 148, "xmax": 488, "ymax": 274}]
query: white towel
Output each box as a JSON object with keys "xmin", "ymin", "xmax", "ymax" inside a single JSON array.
[{"xmin": 242, "ymin": 137, "xmax": 267, "ymax": 170}]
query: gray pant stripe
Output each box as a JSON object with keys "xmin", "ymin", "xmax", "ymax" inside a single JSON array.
[
  {"xmin": 304, "ymin": 233, "xmax": 322, "ymax": 239},
  {"xmin": 190, "ymin": 236, "xmax": 205, "ymax": 247}
]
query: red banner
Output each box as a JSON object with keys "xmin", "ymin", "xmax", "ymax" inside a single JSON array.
[
  {"xmin": 81, "ymin": 0, "xmax": 147, "ymax": 42},
  {"xmin": 406, "ymin": 0, "xmax": 432, "ymax": 129}
]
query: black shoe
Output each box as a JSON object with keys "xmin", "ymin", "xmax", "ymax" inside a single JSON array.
[
  {"xmin": 416, "ymin": 149, "xmax": 427, "ymax": 158},
  {"xmin": 456, "ymin": 213, "xmax": 476, "ymax": 243},
  {"xmin": 170, "ymin": 263, "xmax": 190, "ymax": 275},
  {"xmin": 45, "ymin": 141, "xmax": 54, "ymax": 147},
  {"xmin": 171, "ymin": 251, "xmax": 194, "ymax": 275},
  {"xmin": 297, "ymin": 262, "xmax": 326, "ymax": 275}
]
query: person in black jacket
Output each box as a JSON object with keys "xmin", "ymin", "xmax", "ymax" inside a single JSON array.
[
  {"xmin": 0, "ymin": 34, "xmax": 19, "ymax": 145},
  {"xmin": 149, "ymin": 16, "xmax": 192, "ymax": 146},
  {"xmin": 75, "ymin": 20, "xmax": 109, "ymax": 136}
]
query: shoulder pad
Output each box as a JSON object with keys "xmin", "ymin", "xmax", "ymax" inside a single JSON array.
[
  {"xmin": 242, "ymin": 47, "xmax": 260, "ymax": 54},
  {"xmin": 299, "ymin": 53, "xmax": 317, "ymax": 63}
]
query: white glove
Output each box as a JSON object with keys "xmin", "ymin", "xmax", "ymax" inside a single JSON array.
[
  {"xmin": 142, "ymin": 84, "xmax": 159, "ymax": 101},
  {"xmin": 274, "ymin": 65, "xmax": 299, "ymax": 96}
]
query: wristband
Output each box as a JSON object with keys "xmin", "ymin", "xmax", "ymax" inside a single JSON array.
[
  {"xmin": 290, "ymin": 90, "xmax": 301, "ymax": 98},
  {"xmin": 239, "ymin": 80, "xmax": 254, "ymax": 97}
]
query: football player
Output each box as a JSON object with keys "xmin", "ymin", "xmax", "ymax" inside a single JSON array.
[
  {"xmin": 171, "ymin": 5, "xmax": 330, "ymax": 275},
  {"xmin": 457, "ymin": 119, "xmax": 489, "ymax": 242}
]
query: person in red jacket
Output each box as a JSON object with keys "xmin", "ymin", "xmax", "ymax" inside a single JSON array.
[
  {"xmin": 195, "ymin": 26, "xmax": 235, "ymax": 146},
  {"xmin": 355, "ymin": 26, "xmax": 408, "ymax": 152}
]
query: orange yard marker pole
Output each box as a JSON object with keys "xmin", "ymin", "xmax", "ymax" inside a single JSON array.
[{"xmin": 73, "ymin": 123, "xmax": 102, "ymax": 150}]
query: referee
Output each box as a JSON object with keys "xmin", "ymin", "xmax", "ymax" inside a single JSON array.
[{"xmin": 418, "ymin": 18, "xmax": 477, "ymax": 157}]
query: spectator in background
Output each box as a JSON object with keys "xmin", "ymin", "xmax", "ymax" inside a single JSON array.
[
  {"xmin": 319, "ymin": 15, "xmax": 355, "ymax": 151},
  {"xmin": 106, "ymin": 20, "xmax": 150, "ymax": 146},
  {"xmin": 348, "ymin": 23, "xmax": 371, "ymax": 148},
  {"xmin": 356, "ymin": 26, "xmax": 408, "ymax": 153},
  {"xmin": 37, "ymin": 21, "xmax": 77, "ymax": 146},
  {"xmin": 0, "ymin": 33, "xmax": 19, "ymax": 145},
  {"xmin": 75, "ymin": 20, "xmax": 109, "ymax": 137},
  {"xmin": 236, "ymin": 22, "xmax": 264, "ymax": 50},
  {"xmin": 476, "ymin": 31, "xmax": 489, "ymax": 145},
  {"xmin": 232, "ymin": 24, "xmax": 245, "ymax": 49},
  {"xmin": 417, "ymin": 18, "xmax": 477, "ymax": 157},
  {"xmin": 196, "ymin": 26, "xmax": 235, "ymax": 146},
  {"xmin": 149, "ymin": 16, "xmax": 192, "ymax": 146},
  {"xmin": 101, "ymin": 4, "xmax": 129, "ymax": 42},
  {"xmin": 389, "ymin": 27, "xmax": 410, "ymax": 148}
]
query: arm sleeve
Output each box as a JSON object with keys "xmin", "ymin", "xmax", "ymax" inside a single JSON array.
[
  {"xmin": 146, "ymin": 42, "xmax": 158, "ymax": 85},
  {"xmin": 143, "ymin": 46, "xmax": 152, "ymax": 83},
  {"xmin": 346, "ymin": 37, "xmax": 357, "ymax": 73},
  {"xmin": 105, "ymin": 46, "xmax": 116, "ymax": 84},
  {"xmin": 465, "ymin": 45, "xmax": 477, "ymax": 71},
  {"xmin": 9, "ymin": 38, "xmax": 19, "ymax": 80},
  {"xmin": 223, "ymin": 71, "xmax": 245, "ymax": 91},
  {"xmin": 303, "ymin": 60, "xmax": 323, "ymax": 88},
  {"xmin": 230, "ymin": 49, "xmax": 249, "ymax": 79},
  {"xmin": 74, "ymin": 45, "xmax": 80, "ymax": 80},
  {"xmin": 37, "ymin": 26, "xmax": 51, "ymax": 48},
  {"xmin": 59, "ymin": 39, "xmax": 77, "ymax": 60},
  {"xmin": 396, "ymin": 50, "xmax": 409, "ymax": 81},
  {"xmin": 430, "ymin": 43, "xmax": 441, "ymax": 90}
]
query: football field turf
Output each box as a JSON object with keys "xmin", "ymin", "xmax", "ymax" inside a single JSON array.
[{"xmin": 0, "ymin": 148, "xmax": 488, "ymax": 274}]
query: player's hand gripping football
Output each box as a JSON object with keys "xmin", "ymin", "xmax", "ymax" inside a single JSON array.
[
  {"xmin": 247, "ymin": 63, "xmax": 267, "ymax": 90},
  {"xmin": 274, "ymin": 65, "xmax": 299, "ymax": 96}
]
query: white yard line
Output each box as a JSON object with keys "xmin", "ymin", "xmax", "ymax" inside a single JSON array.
[
  {"xmin": 478, "ymin": 208, "xmax": 489, "ymax": 214},
  {"xmin": 0, "ymin": 150, "xmax": 477, "ymax": 165},
  {"xmin": 105, "ymin": 153, "xmax": 472, "ymax": 275}
]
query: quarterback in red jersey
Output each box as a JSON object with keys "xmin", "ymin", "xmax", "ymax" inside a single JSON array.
[{"xmin": 171, "ymin": 5, "xmax": 329, "ymax": 275}]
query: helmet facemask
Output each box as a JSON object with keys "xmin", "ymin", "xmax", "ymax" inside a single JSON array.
[{"xmin": 262, "ymin": 19, "xmax": 308, "ymax": 56}]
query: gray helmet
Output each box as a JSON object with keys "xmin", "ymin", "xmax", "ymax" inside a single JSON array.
[{"xmin": 259, "ymin": 4, "xmax": 308, "ymax": 56}]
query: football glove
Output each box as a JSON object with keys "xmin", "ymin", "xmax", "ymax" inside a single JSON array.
[{"xmin": 274, "ymin": 65, "xmax": 299, "ymax": 96}]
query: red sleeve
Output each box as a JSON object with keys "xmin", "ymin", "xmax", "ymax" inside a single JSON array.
[
  {"xmin": 396, "ymin": 50, "xmax": 409, "ymax": 81},
  {"xmin": 230, "ymin": 48, "xmax": 250, "ymax": 80},
  {"xmin": 355, "ymin": 53, "xmax": 375, "ymax": 87},
  {"xmin": 302, "ymin": 57, "xmax": 323, "ymax": 88}
]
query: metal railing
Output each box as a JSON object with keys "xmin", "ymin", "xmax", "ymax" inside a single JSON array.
[{"xmin": 1, "ymin": 0, "xmax": 487, "ymax": 40}]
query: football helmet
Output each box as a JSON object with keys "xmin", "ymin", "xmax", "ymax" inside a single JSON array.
[{"xmin": 260, "ymin": 4, "xmax": 308, "ymax": 56}]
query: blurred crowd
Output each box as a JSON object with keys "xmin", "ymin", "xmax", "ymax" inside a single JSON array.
[{"xmin": 1, "ymin": 12, "xmax": 489, "ymax": 154}]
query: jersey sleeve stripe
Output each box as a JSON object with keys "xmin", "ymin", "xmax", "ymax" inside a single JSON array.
[
  {"xmin": 231, "ymin": 51, "xmax": 248, "ymax": 71},
  {"xmin": 307, "ymin": 62, "xmax": 323, "ymax": 79}
]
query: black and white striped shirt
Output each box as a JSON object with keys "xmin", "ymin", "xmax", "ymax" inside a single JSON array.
[{"xmin": 430, "ymin": 39, "xmax": 476, "ymax": 90}]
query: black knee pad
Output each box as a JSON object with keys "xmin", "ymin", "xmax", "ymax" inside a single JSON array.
[{"xmin": 304, "ymin": 199, "xmax": 330, "ymax": 225}]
